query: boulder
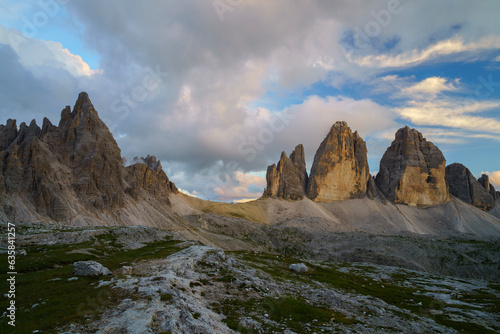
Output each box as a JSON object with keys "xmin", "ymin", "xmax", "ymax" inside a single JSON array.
[
  {"xmin": 446, "ymin": 164, "xmax": 496, "ymax": 211},
  {"xmin": 121, "ymin": 266, "xmax": 133, "ymax": 276},
  {"xmin": 289, "ymin": 263, "xmax": 309, "ymax": 273},
  {"xmin": 376, "ymin": 126, "xmax": 449, "ymax": 206},
  {"xmin": 263, "ymin": 144, "xmax": 308, "ymax": 200},
  {"xmin": 73, "ymin": 260, "xmax": 112, "ymax": 276},
  {"xmin": 306, "ymin": 121, "xmax": 369, "ymax": 202}
]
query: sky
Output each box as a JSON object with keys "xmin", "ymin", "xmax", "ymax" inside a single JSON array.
[{"xmin": 0, "ymin": 0, "xmax": 499, "ymax": 202}]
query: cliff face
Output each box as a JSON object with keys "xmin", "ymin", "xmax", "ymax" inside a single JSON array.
[
  {"xmin": 263, "ymin": 144, "xmax": 308, "ymax": 200},
  {"xmin": 376, "ymin": 126, "xmax": 449, "ymax": 206},
  {"xmin": 445, "ymin": 164, "xmax": 496, "ymax": 211},
  {"xmin": 126, "ymin": 155, "xmax": 178, "ymax": 200},
  {"xmin": 306, "ymin": 121, "xmax": 369, "ymax": 202},
  {"xmin": 0, "ymin": 92, "xmax": 177, "ymax": 222},
  {"xmin": 478, "ymin": 174, "xmax": 499, "ymax": 201}
]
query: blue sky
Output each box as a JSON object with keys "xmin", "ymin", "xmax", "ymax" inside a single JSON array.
[{"xmin": 0, "ymin": 0, "xmax": 499, "ymax": 202}]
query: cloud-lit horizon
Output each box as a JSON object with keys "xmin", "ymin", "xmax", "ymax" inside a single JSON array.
[{"xmin": 1, "ymin": 0, "xmax": 499, "ymax": 201}]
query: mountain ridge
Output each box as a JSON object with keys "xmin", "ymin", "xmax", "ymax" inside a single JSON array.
[{"xmin": 1, "ymin": 92, "xmax": 499, "ymax": 243}]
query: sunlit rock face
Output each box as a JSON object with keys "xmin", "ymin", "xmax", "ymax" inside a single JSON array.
[{"xmin": 306, "ymin": 121, "xmax": 369, "ymax": 202}]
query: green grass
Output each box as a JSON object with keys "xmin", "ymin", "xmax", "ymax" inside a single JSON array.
[
  {"xmin": 16, "ymin": 242, "xmax": 98, "ymax": 273},
  {"xmin": 263, "ymin": 296, "xmax": 357, "ymax": 327},
  {"xmin": 232, "ymin": 250, "xmax": 500, "ymax": 333},
  {"xmin": 160, "ymin": 293, "xmax": 173, "ymax": 302},
  {"xmin": 0, "ymin": 266, "xmax": 125, "ymax": 333},
  {"xmin": 213, "ymin": 296, "xmax": 356, "ymax": 333},
  {"xmin": 0, "ymin": 232, "xmax": 185, "ymax": 333}
]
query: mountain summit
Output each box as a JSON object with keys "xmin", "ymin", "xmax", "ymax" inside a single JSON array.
[
  {"xmin": 0, "ymin": 92, "xmax": 177, "ymax": 223},
  {"xmin": 376, "ymin": 126, "xmax": 449, "ymax": 206},
  {"xmin": 307, "ymin": 121, "xmax": 370, "ymax": 202}
]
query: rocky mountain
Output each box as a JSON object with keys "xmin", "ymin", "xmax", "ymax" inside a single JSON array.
[
  {"xmin": 445, "ymin": 163, "xmax": 497, "ymax": 211},
  {"xmin": 376, "ymin": 126, "xmax": 449, "ymax": 206},
  {"xmin": 263, "ymin": 144, "xmax": 308, "ymax": 200},
  {"xmin": 126, "ymin": 154, "xmax": 178, "ymax": 200},
  {"xmin": 306, "ymin": 121, "xmax": 369, "ymax": 202},
  {"xmin": 1, "ymin": 93, "xmax": 500, "ymax": 333},
  {"xmin": 0, "ymin": 92, "xmax": 177, "ymax": 224}
]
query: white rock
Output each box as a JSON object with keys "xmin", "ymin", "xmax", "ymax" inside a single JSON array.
[
  {"xmin": 73, "ymin": 261, "xmax": 112, "ymax": 277},
  {"xmin": 121, "ymin": 266, "xmax": 133, "ymax": 276},
  {"xmin": 289, "ymin": 263, "xmax": 309, "ymax": 273}
]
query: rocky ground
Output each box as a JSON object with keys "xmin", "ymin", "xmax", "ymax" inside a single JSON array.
[{"xmin": 1, "ymin": 223, "xmax": 499, "ymax": 333}]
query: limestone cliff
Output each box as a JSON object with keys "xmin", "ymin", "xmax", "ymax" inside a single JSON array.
[
  {"xmin": 445, "ymin": 163, "xmax": 496, "ymax": 211},
  {"xmin": 306, "ymin": 121, "xmax": 369, "ymax": 202},
  {"xmin": 263, "ymin": 144, "xmax": 308, "ymax": 200},
  {"xmin": 0, "ymin": 92, "xmax": 177, "ymax": 222},
  {"xmin": 126, "ymin": 155, "xmax": 178, "ymax": 200},
  {"xmin": 478, "ymin": 174, "xmax": 498, "ymax": 201},
  {"xmin": 376, "ymin": 126, "xmax": 449, "ymax": 206}
]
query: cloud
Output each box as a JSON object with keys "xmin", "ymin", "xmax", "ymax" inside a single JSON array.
[
  {"xmin": 178, "ymin": 188, "xmax": 199, "ymax": 198},
  {"xmin": 2, "ymin": 1, "xmax": 500, "ymax": 201},
  {"xmin": 480, "ymin": 171, "xmax": 500, "ymax": 187},
  {"xmin": 396, "ymin": 99, "xmax": 500, "ymax": 134},
  {"xmin": 402, "ymin": 77, "xmax": 459, "ymax": 97},
  {"xmin": 349, "ymin": 35, "xmax": 500, "ymax": 68},
  {"xmin": 235, "ymin": 171, "xmax": 266, "ymax": 188},
  {"xmin": 0, "ymin": 27, "xmax": 102, "ymax": 77}
]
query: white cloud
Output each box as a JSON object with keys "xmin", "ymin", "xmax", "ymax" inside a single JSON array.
[
  {"xmin": 397, "ymin": 99, "xmax": 500, "ymax": 134},
  {"xmin": 480, "ymin": 171, "xmax": 500, "ymax": 187},
  {"xmin": 178, "ymin": 188, "xmax": 199, "ymax": 198},
  {"xmin": 402, "ymin": 77, "xmax": 459, "ymax": 97},
  {"xmin": 349, "ymin": 35, "xmax": 500, "ymax": 68},
  {"xmin": 0, "ymin": 27, "xmax": 101, "ymax": 77}
]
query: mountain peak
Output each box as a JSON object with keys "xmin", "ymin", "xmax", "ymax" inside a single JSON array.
[
  {"xmin": 307, "ymin": 121, "xmax": 369, "ymax": 202},
  {"xmin": 376, "ymin": 126, "xmax": 449, "ymax": 206},
  {"xmin": 73, "ymin": 91, "xmax": 97, "ymax": 118}
]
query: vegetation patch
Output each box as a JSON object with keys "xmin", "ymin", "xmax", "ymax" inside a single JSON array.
[{"xmin": 0, "ymin": 233, "xmax": 185, "ymax": 333}]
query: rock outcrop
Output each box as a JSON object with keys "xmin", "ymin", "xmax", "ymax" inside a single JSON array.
[
  {"xmin": 376, "ymin": 126, "xmax": 449, "ymax": 206},
  {"xmin": 306, "ymin": 121, "xmax": 369, "ymax": 202},
  {"xmin": 126, "ymin": 155, "xmax": 178, "ymax": 200},
  {"xmin": 478, "ymin": 174, "xmax": 498, "ymax": 201},
  {"xmin": 445, "ymin": 164, "xmax": 496, "ymax": 211},
  {"xmin": 0, "ymin": 92, "xmax": 177, "ymax": 222},
  {"xmin": 263, "ymin": 144, "xmax": 308, "ymax": 200}
]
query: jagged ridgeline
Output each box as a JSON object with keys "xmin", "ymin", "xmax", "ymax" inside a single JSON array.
[
  {"xmin": 0, "ymin": 92, "xmax": 177, "ymax": 223},
  {"xmin": 1, "ymin": 92, "xmax": 499, "ymax": 226},
  {"xmin": 263, "ymin": 121, "xmax": 499, "ymax": 211}
]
